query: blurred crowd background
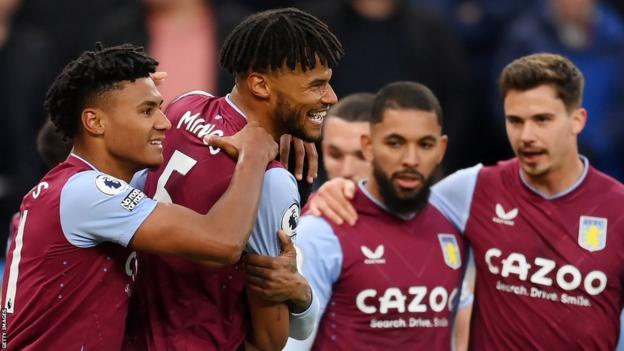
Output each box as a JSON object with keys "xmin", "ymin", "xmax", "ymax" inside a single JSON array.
[{"xmin": 1, "ymin": 0, "xmax": 624, "ymax": 253}]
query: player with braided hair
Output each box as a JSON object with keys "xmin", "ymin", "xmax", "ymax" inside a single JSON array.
[
  {"xmin": 126, "ymin": 7, "xmax": 344, "ymax": 351},
  {"xmin": 1, "ymin": 43, "xmax": 278, "ymax": 350}
]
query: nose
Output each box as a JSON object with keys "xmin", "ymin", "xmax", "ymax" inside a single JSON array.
[
  {"xmin": 339, "ymin": 156, "xmax": 356, "ymax": 180},
  {"xmin": 321, "ymin": 84, "xmax": 338, "ymax": 106},
  {"xmin": 155, "ymin": 109, "xmax": 172, "ymax": 131},
  {"xmin": 520, "ymin": 121, "xmax": 536, "ymax": 143},
  {"xmin": 402, "ymin": 144, "xmax": 420, "ymax": 168}
]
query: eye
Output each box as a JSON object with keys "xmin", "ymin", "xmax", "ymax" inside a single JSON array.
[
  {"xmin": 535, "ymin": 115, "xmax": 550, "ymax": 123},
  {"xmin": 420, "ymin": 141, "xmax": 435, "ymax": 150},
  {"xmin": 386, "ymin": 139, "xmax": 403, "ymax": 148},
  {"xmin": 143, "ymin": 108, "xmax": 153, "ymax": 116},
  {"xmin": 506, "ymin": 116, "xmax": 522, "ymax": 125}
]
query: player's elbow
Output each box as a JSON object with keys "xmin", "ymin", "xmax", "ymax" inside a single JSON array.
[{"xmin": 219, "ymin": 242, "xmax": 245, "ymax": 265}]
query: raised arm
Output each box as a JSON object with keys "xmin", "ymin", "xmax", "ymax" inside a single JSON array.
[{"xmin": 130, "ymin": 122, "xmax": 277, "ymax": 264}]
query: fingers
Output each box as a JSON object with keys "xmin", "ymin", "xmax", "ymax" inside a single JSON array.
[
  {"xmin": 150, "ymin": 71, "xmax": 168, "ymax": 86},
  {"xmin": 203, "ymin": 135, "xmax": 239, "ymax": 159},
  {"xmin": 292, "ymin": 138, "xmax": 305, "ymax": 181},
  {"xmin": 277, "ymin": 230, "xmax": 295, "ymax": 254},
  {"xmin": 279, "ymin": 134, "xmax": 292, "ymax": 169},
  {"xmin": 315, "ymin": 179, "xmax": 358, "ymax": 225},
  {"xmin": 307, "ymin": 195, "xmax": 344, "ymax": 225},
  {"xmin": 304, "ymin": 142, "xmax": 318, "ymax": 184},
  {"xmin": 343, "ymin": 179, "xmax": 356, "ymax": 199},
  {"xmin": 246, "ymin": 264, "xmax": 271, "ymax": 280},
  {"xmin": 246, "ymin": 253, "xmax": 275, "ymax": 268}
]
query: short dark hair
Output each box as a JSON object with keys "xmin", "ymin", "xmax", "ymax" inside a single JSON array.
[
  {"xmin": 499, "ymin": 53, "xmax": 584, "ymax": 111},
  {"xmin": 327, "ymin": 93, "xmax": 375, "ymax": 123},
  {"xmin": 219, "ymin": 7, "xmax": 344, "ymax": 75},
  {"xmin": 44, "ymin": 43, "xmax": 158, "ymax": 139},
  {"xmin": 371, "ymin": 81, "xmax": 443, "ymax": 127}
]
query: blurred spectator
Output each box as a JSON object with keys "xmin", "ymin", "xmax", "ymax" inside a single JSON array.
[
  {"xmin": 145, "ymin": 0, "xmax": 218, "ymax": 102},
  {"xmin": 495, "ymin": 0, "xmax": 624, "ymax": 180},
  {"xmin": 0, "ymin": 0, "xmax": 58, "ymax": 255},
  {"xmin": 301, "ymin": 0, "xmax": 471, "ymax": 174},
  {"xmin": 408, "ymin": 0, "xmax": 539, "ymax": 167}
]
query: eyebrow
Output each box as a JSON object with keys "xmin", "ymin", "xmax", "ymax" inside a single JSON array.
[
  {"xmin": 137, "ymin": 99, "xmax": 163, "ymax": 109},
  {"xmin": 307, "ymin": 78, "xmax": 328, "ymax": 87},
  {"xmin": 384, "ymin": 133, "xmax": 437, "ymax": 142}
]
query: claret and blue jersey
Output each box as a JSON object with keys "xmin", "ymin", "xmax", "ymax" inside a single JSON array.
[{"xmin": 430, "ymin": 156, "xmax": 624, "ymax": 350}]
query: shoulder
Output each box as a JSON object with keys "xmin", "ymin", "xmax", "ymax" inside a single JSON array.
[
  {"xmin": 165, "ymin": 90, "xmax": 219, "ymax": 123},
  {"xmin": 434, "ymin": 163, "xmax": 483, "ymax": 191},
  {"xmin": 168, "ymin": 90, "xmax": 215, "ymax": 107},
  {"xmin": 264, "ymin": 167, "xmax": 297, "ymax": 189},
  {"xmin": 587, "ymin": 166, "xmax": 624, "ymax": 196}
]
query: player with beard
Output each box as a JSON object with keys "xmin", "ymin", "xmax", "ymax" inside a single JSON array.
[
  {"xmin": 292, "ymin": 82, "xmax": 471, "ymax": 350},
  {"xmin": 309, "ymin": 54, "xmax": 624, "ymax": 350},
  {"xmin": 124, "ymin": 8, "xmax": 344, "ymax": 351}
]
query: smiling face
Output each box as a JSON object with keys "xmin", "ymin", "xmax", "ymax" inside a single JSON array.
[
  {"xmin": 363, "ymin": 108, "xmax": 447, "ymax": 214},
  {"xmin": 267, "ymin": 58, "xmax": 338, "ymax": 142},
  {"xmin": 97, "ymin": 77, "xmax": 170, "ymax": 172},
  {"xmin": 504, "ymin": 84, "xmax": 585, "ymax": 181}
]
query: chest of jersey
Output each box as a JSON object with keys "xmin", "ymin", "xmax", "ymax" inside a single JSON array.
[
  {"xmin": 314, "ymin": 193, "xmax": 465, "ymax": 350},
  {"xmin": 465, "ymin": 160, "xmax": 624, "ymax": 350},
  {"xmin": 2, "ymin": 160, "xmax": 135, "ymax": 350}
]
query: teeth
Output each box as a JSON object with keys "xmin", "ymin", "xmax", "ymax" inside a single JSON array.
[
  {"xmin": 150, "ymin": 140, "xmax": 162, "ymax": 145},
  {"xmin": 309, "ymin": 110, "xmax": 327, "ymax": 123}
]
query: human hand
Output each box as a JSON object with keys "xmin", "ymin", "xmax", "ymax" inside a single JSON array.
[
  {"xmin": 306, "ymin": 178, "xmax": 357, "ymax": 226},
  {"xmin": 279, "ymin": 134, "xmax": 318, "ymax": 184},
  {"xmin": 245, "ymin": 231, "xmax": 312, "ymax": 313},
  {"xmin": 203, "ymin": 121, "xmax": 277, "ymax": 163},
  {"xmin": 150, "ymin": 71, "xmax": 167, "ymax": 86}
]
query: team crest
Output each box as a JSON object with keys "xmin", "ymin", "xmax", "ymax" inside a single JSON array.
[
  {"xmin": 578, "ymin": 216, "xmax": 608, "ymax": 252},
  {"xmin": 281, "ymin": 203, "xmax": 300, "ymax": 239},
  {"xmin": 438, "ymin": 234, "xmax": 461, "ymax": 270},
  {"xmin": 95, "ymin": 175, "xmax": 128, "ymax": 195}
]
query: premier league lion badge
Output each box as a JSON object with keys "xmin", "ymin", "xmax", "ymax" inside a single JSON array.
[
  {"xmin": 578, "ymin": 216, "xmax": 608, "ymax": 252},
  {"xmin": 95, "ymin": 175, "xmax": 129, "ymax": 196},
  {"xmin": 438, "ymin": 234, "xmax": 461, "ymax": 270}
]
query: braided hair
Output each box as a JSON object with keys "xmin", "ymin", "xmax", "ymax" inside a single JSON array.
[
  {"xmin": 220, "ymin": 7, "xmax": 344, "ymax": 76},
  {"xmin": 44, "ymin": 43, "xmax": 158, "ymax": 138}
]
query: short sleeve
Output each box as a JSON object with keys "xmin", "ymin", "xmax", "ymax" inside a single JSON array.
[
  {"xmin": 246, "ymin": 168, "xmax": 300, "ymax": 256},
  {"xmin": 296, "ymin": 215, "xmax": 342, "ymax": 315},
  {"xmin": 60, "ymin": 171, "xmax": 157, "ymax": 248},
  {"xmin": 430, "ymin": 164, "xmax": 482, "ymax": 232}
]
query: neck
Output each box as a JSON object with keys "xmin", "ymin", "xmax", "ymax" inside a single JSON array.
[
  {"xmin": 229, "ymin": 86, "xmax": 281, "ymax": 142},
  {"xmin": 72, "ymin": 138, "xmax": 137, "ymax": 182},
  {"xmin": 521, "ymin": 153, "xmax": 585, "ymax": 196},
  {"xmin": 364, "ymin": 174, "xmax": 384, "ymax": 205}
]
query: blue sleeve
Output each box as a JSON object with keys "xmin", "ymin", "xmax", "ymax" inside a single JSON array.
[
  {"xmin": 430, "ymin": 164, "xmax": 482, "ymax": 232},
  {"xmin": 130, "ymin": 169, "xmax": 148, "ymax": 191},
  {"xmin": 60, "ymin": 171, "xmax": 158, "ymax": 248},
  {"xmin": 458, "ymin": 279, "xmax": 474, "ymax": 309},
  {"xmin": 246, "ymin": 168, "xmax": 300, "ymax": 257},
  {"xmin": 296, "ymin": 215, "xmax": 342, "ymax": 315}
]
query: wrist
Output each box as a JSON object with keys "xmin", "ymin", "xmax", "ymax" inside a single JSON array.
[{"xmin": 288, "ymin": 281, "xmax": 312, "ymax": 314}]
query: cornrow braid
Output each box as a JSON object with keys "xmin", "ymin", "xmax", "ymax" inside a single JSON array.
[
  {"xmin": 44, "ymin": 43, "xmax": 158, "ymax": 139},
  {"xmin": 220, "ymin": 7, "xmax": 344, "ymax": 75}
]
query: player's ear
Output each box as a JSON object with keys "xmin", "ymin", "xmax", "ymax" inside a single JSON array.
[
  {"xmin": 361, "ymin": 132, "xmax": 373, "ymax": 162},
  {"xmin": 247, "ymin": 73, "xmax": 270, "ymax": 100},
  {"xmin": 570, "ymin": 107, "xmax": 587, "ymax": 136},
  {"xmin": 81, "ymin": 108, "xmax": 105, "ymax": 136},
  {"xmin": 436, "ymin": 134, "xmax": 448, "ymax": 164}
]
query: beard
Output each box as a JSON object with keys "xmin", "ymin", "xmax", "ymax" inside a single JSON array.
[
  {"xmin": 274, "ymin": 94, "xmax": 319, "ymax": 143},
  {"xmin": 372, "ymin": 159, "xmax": 432, "ymax": 215}
]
